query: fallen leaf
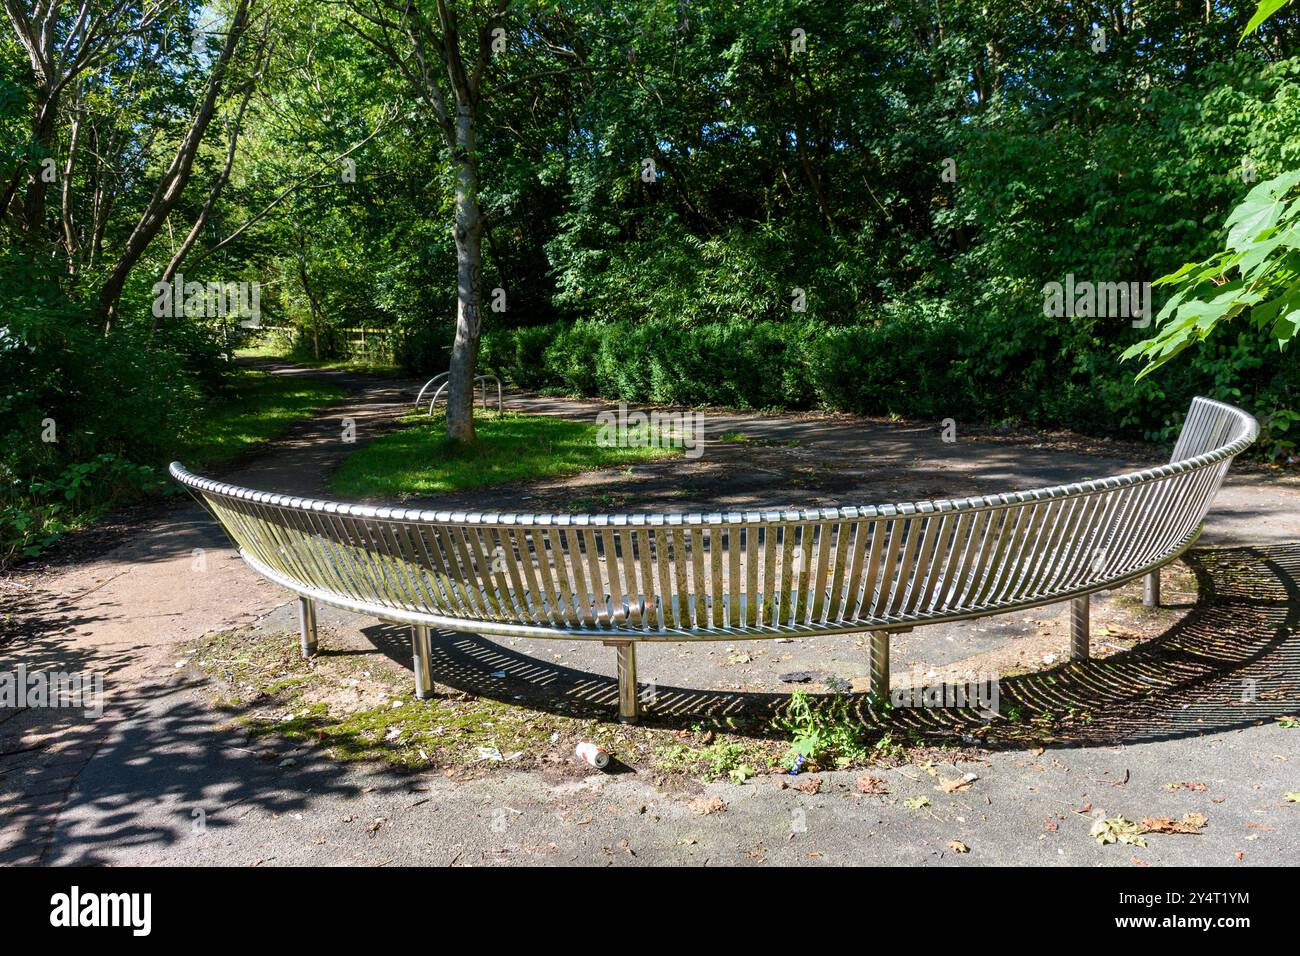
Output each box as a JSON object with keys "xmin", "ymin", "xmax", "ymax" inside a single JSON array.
[
  {"xmin": 1130, "ymin": 856, "xmax": 1149, "ymax": 867},
  {"xmin": 794, "ymin": 775, "xmax": 821, "ymax": 795},
  {"xmin": 1285, "ymin": 792, "xmax": 1300, "ymax": 803},
  {"xmin": 946, "ymin": 840, "xmax": 970, "ymax": 853},
  {"xmin": 1090, "ymin": 815, "xmax": 1147, "ymax": 847},
  {"xmin": 903, "ymin": 796, "xmax": 930, "ymax": 811},
  {"xmin": 689, "ymin": 795, "xmax": 727, "ymax": 816},
  {"xmin": 1139, "ymin": 813, "xmax": 1207, "ymax": 835},
  {"xmin": 937, "ymin": 776, "xmax": 973, "ymax": 794},
  {"xmin": 856, "ymin": 775, "xmax": 889, "ymax": 795}
]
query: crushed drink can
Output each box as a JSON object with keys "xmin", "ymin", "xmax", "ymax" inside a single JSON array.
[{"xmin": 575, "ymin": 742, "xmax": 609, "ymax": 769}]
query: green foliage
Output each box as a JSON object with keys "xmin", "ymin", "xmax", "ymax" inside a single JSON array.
[
  {"xmin": 1, "ymin": 454, "xmax": 167, "ymax": 566},
  {"xmin": 194, "ymin": 1, "xmax": 1300, "ymax": 450},
  {"xmin": 773, "ymin": 690, "xmax": 875, "ymax": 772},
  {"xmin": 1257, "ymin": 406, "xmax": 1300, "ymax": 462},
  {"xmin": 1124, "ymin": 170, "xmax": 1300, "ymax": 378}
]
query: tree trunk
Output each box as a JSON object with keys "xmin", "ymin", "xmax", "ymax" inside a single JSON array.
[
  {"xmin": 22, "ymin": 89, "xmax": 58, "ymax": 236},
  {"xmin": 96, "ymin": 0, "xmax": 250, "ymax": 332},
  {"xmin": 445, "ymin": 104, "xmax": 483, "ymax": 443}
]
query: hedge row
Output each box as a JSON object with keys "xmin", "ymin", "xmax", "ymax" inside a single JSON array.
[{"xmin": 379, "ymin": 304, "xmax": 1299, "ymax": 447}]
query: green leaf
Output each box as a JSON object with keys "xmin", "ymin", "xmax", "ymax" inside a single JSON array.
[
  {"xmin": 1243, "ymin": 0, "xmax": 1292, "ymax": 38},
  {"xmin": 1225, "ymin": 171, "xmax": 1300, "ymax": 253}
]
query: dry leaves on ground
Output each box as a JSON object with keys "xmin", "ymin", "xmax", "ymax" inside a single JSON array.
[
  {"xmin": 794, "ymin": 776, "xmax": 822, "ymax": 795},
  {"xmin": 689, "ymin": 795, "xmax": 728, "ymax": 816},
  {"xmin": 857, "ymin": 775, "xmax": 889, "ymax": 795},
  {"xmin": 936, "ymin": 773, "xmax": 976, "ymax": 794},
  {"xmin": 1140, "ymin": 812, "xmax": 1208, "ymax": 835}
]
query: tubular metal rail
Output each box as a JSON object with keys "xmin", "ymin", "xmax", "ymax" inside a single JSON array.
[
  {"xmin": 414, "ymin": 371, "xmax": 503, "ymax": 416},
  {"xmin": 171, "ymin": 396, "xmax": 1256, "ymax": 721}
]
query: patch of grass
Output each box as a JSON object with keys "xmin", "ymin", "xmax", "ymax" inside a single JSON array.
[
  {"xmin": 191, "ymin": 626, "xmax": 574, "ymax": 770},
  {"xmin": 330, "ymin": 411, "xmax": 682, "ymax": 499},
  {"xmin": 653, "ymin": 740, "xmax": 777, "ymax": 781},
  {"xmin": 179, "ymin": 370, "xmax": 348, "ymax": 470}
]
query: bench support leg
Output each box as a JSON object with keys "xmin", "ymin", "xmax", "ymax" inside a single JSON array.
[
  {"xmin": 411, "ymin": 624, "xmax": 434, "ymax": 699},
  {"xmin": 297, "ymin": 596, "xmax": 318, "ymax": 658},
  {"xmin": 1069, "ymin": 594, "xmax": 1090, "ymax": 660},
  {"xmin": 605, "ymin": 641, "xmax": 638, "ymax": 723},
  {"xmin": 868, "ymin": 631, "xmax": 890, "ymax": 699},
  {"xmin": 1143, "ymin": 569, "xmax": 1161, "ymax": 608}
]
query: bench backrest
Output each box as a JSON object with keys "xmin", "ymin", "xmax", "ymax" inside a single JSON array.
[{"xmin": 172, "ymin": 396, "xmax": 1256, "ymax": 640}]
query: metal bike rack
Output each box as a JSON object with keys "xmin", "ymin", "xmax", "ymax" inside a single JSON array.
[{"xmin": 415, "ymin": 371, "xmax": 503, "ymax": 416}]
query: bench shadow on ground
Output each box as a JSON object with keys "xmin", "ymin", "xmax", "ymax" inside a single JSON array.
[{"xmin": 362, "ymin": 543, "xmax": 1300, "ymax": 748}]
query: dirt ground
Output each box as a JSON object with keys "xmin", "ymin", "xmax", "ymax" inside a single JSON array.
[{"xmin": 3, "ymin": 362, "xmax": 1298, "ymax": 866}]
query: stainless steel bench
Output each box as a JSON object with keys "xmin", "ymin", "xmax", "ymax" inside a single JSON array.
[{"xmin": 171, "ymin": 396, "xmax": 1256, "ymax": 721}]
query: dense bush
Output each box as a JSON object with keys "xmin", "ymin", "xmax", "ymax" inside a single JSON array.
[
  {"xmin": 0, "ymin": 301, "xmax": 225, "ymax": 564},
  {"xmin": 478, "ymin": 302, "xmax": 1300, "ymax": 451}
]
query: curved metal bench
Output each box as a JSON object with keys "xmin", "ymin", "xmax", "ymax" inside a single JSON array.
[{"xmin": 171, "ymin": 396, "xmax": 1256, "ymax": 721}]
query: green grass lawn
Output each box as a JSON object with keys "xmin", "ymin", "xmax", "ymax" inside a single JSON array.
[
  {"xmin": 178, "ymin": 370, "xmax": 349, "ymax": 470},
  {"xmin": 330, "ymin": 412, "xmax": 680, "ymax": 499}
]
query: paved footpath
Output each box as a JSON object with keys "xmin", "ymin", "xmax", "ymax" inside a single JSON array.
[{"xmin": 4, "ymin": 364, "xmax": 1298, "ymax": 865}]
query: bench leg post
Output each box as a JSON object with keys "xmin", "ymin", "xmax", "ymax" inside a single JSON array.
[
  {"xmin": 1143, "ymin": 568, "xmax": 1161, "ymax": 608},
  {"xmin": 1069, "ymin": 594, "xmax": 1090, "ymax": 660},
  {"xmin": 297, "ymin": 596, "xmax": 318, "ymax": 658},
  {"xmin": 868, "ymin": 631, "xmax": 890, "ymax": 699},
  {"xmin": 605, "ymin": 641, "xmax": 638, "ymax": 723},
  {"xmin": 410, "ymin": 624, "xmax": 434, "ymax": 699}
]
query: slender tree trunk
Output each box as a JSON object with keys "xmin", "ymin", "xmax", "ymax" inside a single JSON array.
[
  {"xmin": 445, "ymin": 105, "xmax": 483, "ymax": 443},
  {"xmin": 96, "ymin": 0, "xmax": 250, "ymax": 332},
  {"xmin": 297, "ymin": 243, "xmax": 323, "ymax": 359},
  {"xmin": 22, "ymin": 89, "xmax": 58, "ymax": 235},
  {"xmin": 61, "ymin": 96, "xmax": 84, "ymax": 272}
]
